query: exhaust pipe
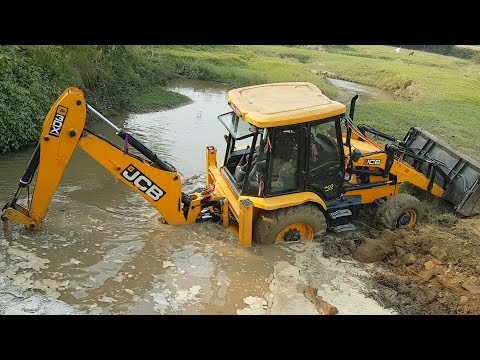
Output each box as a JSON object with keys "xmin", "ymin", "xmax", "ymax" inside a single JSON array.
[{"xmin": 349, "ymin": 94, "xmax": 359, "ymax": 121}]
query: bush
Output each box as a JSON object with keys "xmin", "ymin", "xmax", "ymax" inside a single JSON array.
[{"xmin": 0, "ymin": 45, "xmax": 180, "ymax": 153}]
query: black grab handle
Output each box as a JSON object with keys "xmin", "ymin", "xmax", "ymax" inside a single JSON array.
[{"xmin": 19, "ymin": 142, "xmax": 41, "ymax": 188}]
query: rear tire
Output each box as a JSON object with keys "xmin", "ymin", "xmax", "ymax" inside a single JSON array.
[
  {"xmin": 253, "ymin": 204, "xmax": 327, "ymax": 245},
  {"xmin": 376, "ymin": 193, "xmax": 424, "ymax": 230}
]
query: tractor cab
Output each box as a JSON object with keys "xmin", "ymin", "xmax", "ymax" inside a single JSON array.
[{"xmin": 218, "ymin": 82, "xmax": 347, "ymax": 203}]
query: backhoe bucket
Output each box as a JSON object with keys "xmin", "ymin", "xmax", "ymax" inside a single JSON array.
[{"xmin": 403, "ymin": 127, "xmax": 480, "ymax": 216}]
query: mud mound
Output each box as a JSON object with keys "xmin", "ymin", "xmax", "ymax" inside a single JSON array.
[
  {"xmin": 353, "ymin": 230, "xmax": 396, "ymax": 263},
  {"xmin": 320, "ymin": 229, "xmax": 396, "ymax": 263},
  {"xmin": 319, "ymin": 217, "xmax": 480, "ymax": 314},
  {"xmin": 367, "ymin": 219, "xmax": 480, "ymax": 314},
  {"xmin": 320, "ymin": 233, "xmax": 358, "ymax": 259}
]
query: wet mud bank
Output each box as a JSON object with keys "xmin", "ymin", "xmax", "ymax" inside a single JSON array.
[{"xmin": 319, "ymin": 218, "xmax": 480, "ymax": 315}]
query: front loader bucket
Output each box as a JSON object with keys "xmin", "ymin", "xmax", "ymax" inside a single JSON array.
[{"xmin": 403, "ymin": 127, "xmax": 480, "ymax": 217}]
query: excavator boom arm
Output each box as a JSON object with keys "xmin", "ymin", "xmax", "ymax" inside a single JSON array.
[
  {"xmin": 77, "ymin": 129, "xmax": 188, "ymax": 225},
  {"xmin": 2, "ymin": 87, "xmax": 190, "ymax": 230}
]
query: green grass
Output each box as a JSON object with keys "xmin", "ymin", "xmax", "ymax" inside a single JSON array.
[
  {"xmin": 136, "ymin": 45, "xmax": 480, "ymax": 160},
  {"xmin": 0, "ymin": 45, "xmax": 185, "ymax": 152},
  {"xmin": 129, "ymin": 87, "xmax": 190, "ymax": 113},
  {"xmin": 2, "ymin": 45, "xmax": 480, "ymax": 162},
  {"xmin": 132, "ymin": 45, "xmax": 336, "ymax": 95}
]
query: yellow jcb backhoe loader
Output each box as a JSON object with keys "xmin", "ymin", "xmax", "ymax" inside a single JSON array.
[{"xmin": 2, "ymin": 83, "xmax": 480, "ymax": 246}]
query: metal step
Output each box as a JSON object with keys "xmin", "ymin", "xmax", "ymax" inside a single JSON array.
[{"xmin": 331, "ymin": 223, "xmax": 357, "ymax": 233}]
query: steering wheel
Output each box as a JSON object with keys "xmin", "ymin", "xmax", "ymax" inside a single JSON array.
[
  {"xmin": 316, "ymin": 134, "xmax": 337, "ymax": 153},
  {"xmin": 239, "ymin": 151, "xmax": 248, "ymax": 166},
  {"xmin": 234, "ymin": 151, "xmax": 249, "ymax": 183}
]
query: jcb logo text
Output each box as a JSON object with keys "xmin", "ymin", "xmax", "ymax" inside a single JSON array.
[
  {"xmin": 121, "ymin": 165, "xmax": 165, "ymax": 201},
  {"xmin": 364, "ymin": 159, "xmax": 381, "ymax": 165}
]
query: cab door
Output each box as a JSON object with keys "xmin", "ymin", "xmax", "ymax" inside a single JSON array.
[
  {"xmin": 265, "ymin": 126, "xmax": 302, "ymax": 196},
  {"xmin": 304, "ymin": 117, "xmax": 344, "ymax": 201}
]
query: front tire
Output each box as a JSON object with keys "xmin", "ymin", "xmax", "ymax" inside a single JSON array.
[
  {"xmin": 376, "ymin": 193, "xmax": 424, "ymax": 230},
  {"xmin": 253, "ymin": 204, "xmax": 327, "ymax": 245}
]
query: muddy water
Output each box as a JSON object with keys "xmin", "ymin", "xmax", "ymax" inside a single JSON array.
[
  {"xmin": 0, "ymin": 79, "xmax": 393, "ymax": 315},
  {"xmin": 327, "ymin": 77, "xmax": 395, "ymax": 103},
  {"xmin": 125, "ymin": 79, "xmax": 232, "ymax": 177}
]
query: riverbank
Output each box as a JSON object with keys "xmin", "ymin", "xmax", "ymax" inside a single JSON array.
[
  {"xmin": 2, "ymin": 45, "xmax": 480, "ymax": 160},
  {"xmin": 0, "ymin": 46, "xmax": 190, "ymax": 153},
  {"xmin": 137, "ymin": 45, "xmax": 480, "ymax": 160}
]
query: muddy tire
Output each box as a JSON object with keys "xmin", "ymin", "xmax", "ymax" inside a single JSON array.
[
  {"xmin": 376, "ymin": 193, "xmax": 424, "ymax": 230},
  {"xmin": 253, "ymin": 204, "xmax": 327, "ymax": 245}
]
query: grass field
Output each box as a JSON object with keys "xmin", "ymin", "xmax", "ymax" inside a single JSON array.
[
  {"xmin": 135, "ymin": 45, "xmax": 480, "ymax": 160},
  {"xmin": 2, "ymin": 45, "xmax": 480, "ymax": 160}
]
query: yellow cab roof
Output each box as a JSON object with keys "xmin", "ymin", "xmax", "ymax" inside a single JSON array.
[{"xmin": 227, "ymin": 82, "xmax": 346, "ymax": 128}]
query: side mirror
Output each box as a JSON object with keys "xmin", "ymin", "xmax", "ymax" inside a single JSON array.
[{"xmin": 351, "ymin": 149, "xmax": 362, "ymax": 163}]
